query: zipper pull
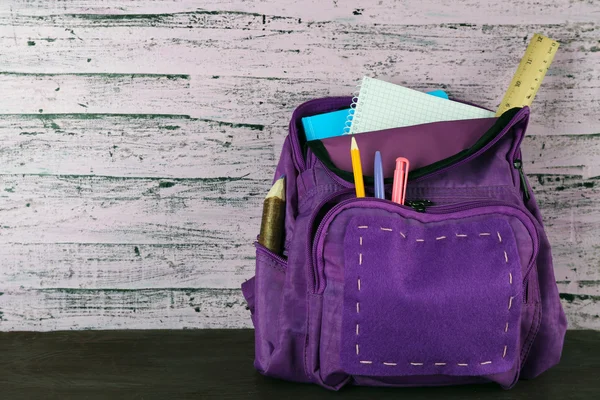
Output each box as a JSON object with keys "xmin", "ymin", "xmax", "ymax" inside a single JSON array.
[
  {"xmin": 513, "ymin": 159, "xmax": 530, "ymax": 202},
  {"xmin": 405, "ymin": 199, "xmax": 433, "ymax": 212}
]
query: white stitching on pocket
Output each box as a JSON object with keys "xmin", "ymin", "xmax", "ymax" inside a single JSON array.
[{"xmin": 352, "ymin": 226, "xmax": 515, "ymax": 368}]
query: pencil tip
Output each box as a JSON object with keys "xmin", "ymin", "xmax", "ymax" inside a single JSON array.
[
  {"xmin": 351, "ymin": 136, "xmax": 358, "ymax": 149},
  {"xmin": 266, "ymin": 176, "xmax": 285, "ymax": 200}
]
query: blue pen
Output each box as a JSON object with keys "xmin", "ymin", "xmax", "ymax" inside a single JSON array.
[{"xmin": 374, "ymin": 151, "xmax": 385, "ymax": 199}]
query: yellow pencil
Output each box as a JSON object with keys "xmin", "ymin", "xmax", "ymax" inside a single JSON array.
[{"xmin": 350, "ymin": 137, "xmax": 365, "ymax": 198}]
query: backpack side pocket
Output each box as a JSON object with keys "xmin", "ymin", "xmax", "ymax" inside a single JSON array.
[{"xmin": 248, "ymin": 242, "xmax": 288, "ymax": 373}]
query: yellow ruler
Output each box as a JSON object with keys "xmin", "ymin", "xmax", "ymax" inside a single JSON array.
[{"xmin": 495, "ymin": 33, "xmax": 559, "ymax": 116}]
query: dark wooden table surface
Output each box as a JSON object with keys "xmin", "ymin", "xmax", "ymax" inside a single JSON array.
[{"xmin": 0, "ymin": 329, "xmax": 598, "ymax": 399}]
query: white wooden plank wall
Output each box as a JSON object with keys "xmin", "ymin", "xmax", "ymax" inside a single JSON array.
[{"xmin": 0, "ymin": 0, "xmax": 599, "ymax": 330}]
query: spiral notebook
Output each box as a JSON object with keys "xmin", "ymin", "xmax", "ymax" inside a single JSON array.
[{"xmin": 346, "ymin": 76, "xmax": 495, "ymax": 134}]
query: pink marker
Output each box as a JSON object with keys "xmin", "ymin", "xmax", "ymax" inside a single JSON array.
[{"xmin": 391, "ymin": 157, "xmax": 409, "ymax": 205}]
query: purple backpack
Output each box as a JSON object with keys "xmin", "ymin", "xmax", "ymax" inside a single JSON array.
[{"xmin": 241, "ymin": 96, "xmax": 567, "ymax": 390}]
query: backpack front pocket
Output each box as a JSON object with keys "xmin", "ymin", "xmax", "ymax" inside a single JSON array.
[
  {"xmin": 343, "ymin": 214, "xmax": 521, "ymax": 376},
  {"xmin": 308, "ymin": 199, "xmax": 540, "ymax": 389}
]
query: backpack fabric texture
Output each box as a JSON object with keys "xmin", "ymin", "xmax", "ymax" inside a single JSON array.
[{"xmin": 241, "ymin": 96, "xmax": 567, "ymax": 390}]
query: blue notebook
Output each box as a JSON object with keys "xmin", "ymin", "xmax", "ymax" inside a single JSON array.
[
  {"xmin": 302, "ymin": 109, "xmax": 350, "ymax": 141},
  {"xmin": 302, "ymin": 90, "xmax": 449, "ymax": 141}
]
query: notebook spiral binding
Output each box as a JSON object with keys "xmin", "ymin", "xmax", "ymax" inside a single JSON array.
[{"xmin": 343, "ymin": 78, "xmax": 365, "ymax": 135}]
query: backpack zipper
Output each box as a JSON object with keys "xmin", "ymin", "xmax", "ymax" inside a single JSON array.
[
  {"xmin": 405, "ymin": 199, "xmax": 434, "ymax": 212},
  {"xmin": 513, "ymin": 159, "xmax": 531, "ymax": 202}
]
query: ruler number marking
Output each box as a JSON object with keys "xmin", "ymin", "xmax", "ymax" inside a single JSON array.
[{"xmin": 496, "ymin": 34, "xmax": 558, "ymax": 116}]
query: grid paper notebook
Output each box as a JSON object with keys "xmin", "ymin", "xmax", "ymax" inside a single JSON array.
[{"xmin": 348, "ymin": 76, "xmax": 495, "ymax": 134}]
